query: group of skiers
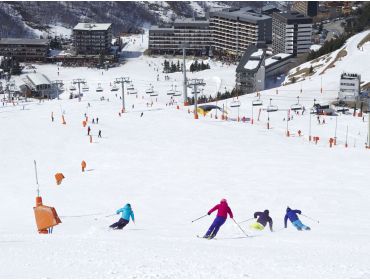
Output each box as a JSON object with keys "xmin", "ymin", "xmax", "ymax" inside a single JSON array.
[
  {"xmin": 109, "ymin": 199, "xmax": 311, "ymax": 238},
  {"xmin": 202, "ymin": 199, "xmax": 311, "ymax": 239}
]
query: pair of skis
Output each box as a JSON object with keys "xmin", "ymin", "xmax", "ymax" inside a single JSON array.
[{"xmin": 196, "ymin": 235, "xmax": 249, "ymax": 240}]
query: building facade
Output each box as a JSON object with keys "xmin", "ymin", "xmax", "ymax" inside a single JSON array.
[
  {"xmin": 73, "ymin": 23, "xmax": 112, "ymax": 55},
  {"xmin": 272, "ymin": 12, "xmax": 313, "ymax": 56},
  {"xmin": 292, "ymin": 1, "xmax": 319, "ymax": 17},
  {"xmin": 339, "ymin": 73, "xmax": 361, "ymax": 101},
  {"xmin": 209, "ymin": 8, "xmax": 272, "ymax": 56},
  {"xmin": 236, "ymin": 45, "xmax": 266, "ymax": 94},
  {"xmin": 22, "ymin": 73, "xmax": 58, "ymax": 99},
  {"xmin": 148, "ymin": 19, "xmax": 211, "ymax": 55},
  {"xmin": 0, "ymin": 38, "xmax": 49, "ymax": 61}
]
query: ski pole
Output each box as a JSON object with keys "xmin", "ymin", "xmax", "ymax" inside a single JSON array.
[
  {"xmin": 239, "ymin": 217, "xmax": 254, "ymax": 224},
  {"xmin": 232, "ymin": 218, "xmax": 249, "ymax": 237},
  {"xmin": 301, "ymin": 214, "xmax": 320, "ymax": 224},
  {"xmin": 191, "ymin": 214, "xmax": 208, "ymax": 223}
]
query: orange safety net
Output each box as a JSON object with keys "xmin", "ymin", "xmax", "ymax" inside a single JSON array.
[{"xmin": 55, "ymin": 173, "xmax": 65, "ymax": 185}]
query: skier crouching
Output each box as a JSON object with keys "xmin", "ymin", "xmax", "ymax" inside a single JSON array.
[
  {"xmin": 250, "ymin": 209, "xmax": 273, "ymax": 232},
  {"xmin": 284, "ymin": 207, "xmax": 310, "ymax": 231},
  {"xmin": 203, "ymin": 199, "xmax": 233, "ymax": 239},
  {"xmin": 110, "ymin": 203, "xmax": 135, "ymax": 230}
]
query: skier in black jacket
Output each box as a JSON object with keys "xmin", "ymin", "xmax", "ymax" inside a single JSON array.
[{"xmin": 250, "ymin": 209, "xmax": 273, "ymax": 232}]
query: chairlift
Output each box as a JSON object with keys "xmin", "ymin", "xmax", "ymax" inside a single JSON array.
[
  {"xmin": 252, "ymin": 99, "xmax": 263, "ymax": 106},
  {"xmin": 82, "ymin": 85, "xmax": 89, "ymax": 91},
  {"xmin": 111, "ymin": 84, "xmax": 119, "ymax": 92},
  {"xmin": 69, "ymin": 84, "xmax": 76, "ymax": 91},
  {"xmin": 127, "ymin": 83, "xmax": 135, "ymax": 91},
  {"xmin": 96, "ymin": 83, "xmax": 104, "ymax": 92},
  {"xmin": 145, "ymin": 85, "xmax": 154, "ymax": 94},
  {"xmin": 173, "ymin": 90, "xmax": 181, "ymax": 96},
  {"xmin": 266, "ymin": 98, "xmax": 278, "ymax": 112},
  {"xmin": 128, "ymin": 89, "xmax": 137, "ymax": 95},
  {"xmin": 150, "ymin": 91, "xmax": 158, "ymax": 96},
  {"xmin": 167, "ymin": 84, "xmax": 175, "ymax": 95},
  {"xmin": 230, "ymin": 100, "xmax": 241, "ymax": 108},
  {"xmin": 290, "ymin": 96, "xmax": 302, "ymax": 111}
]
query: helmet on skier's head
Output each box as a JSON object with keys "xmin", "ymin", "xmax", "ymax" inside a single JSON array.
[
  {"xmin": 220, "ymin": 198, "xmax": 227, "ymax": 203},
  {"xmin": 286, "ymin": 206, "xmax": 291, "ymax": 212},
  {"xmin": 126, "ymin": 203, "xmax": 131, "ymax": 208},
  {"xmin": 264, "ymin": 209, "xmax": 269, "ymax": 215}
]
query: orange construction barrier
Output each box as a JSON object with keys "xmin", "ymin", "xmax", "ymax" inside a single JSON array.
[
  {"xmin": 81, "ymin": 160, "xmax": 87, "ymax": 172},
  {"xmin": 82, "ymin": 120, "xmax": 87, "ymax": 127},
  {"xmin": 55, "ymin": 173, "xmax": 65, "ymax": 185},
  {"xmin": 286, "ymin": 130, "xmax": 290, "ymax": 137},
  {"xmin": 298, "ymin": 130, "xmax": 302, "ymax": 137},
  {"xmin": 177, "ymin": 105, "xmax": 180, "ymax": 110},
  {"xmin": 33, "ymin": 196, "xmax": 61, "ymax": 234}
]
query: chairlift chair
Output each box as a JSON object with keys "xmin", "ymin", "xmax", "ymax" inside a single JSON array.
[
  {"xmin": 111, "ymin": 85, "xmax": 119, "ymax": 92},
  {"xmin": 127, "ymin": 84, "xmax": 135, "ymax": 91},
  {"xmin": 252, "ymin": 99, "xmax": 263, "ymax": 106},
  {"xmin": 266, "ymin": 105, "xmax": 278, "ymax": 112},
  {"xmin": 290, "ymin": 104, "xmax": 303, "ymax": 111},
  {"xmin": 128, "ymin": 89, "xmax": 137, "ymax": 95},
  {"xmin": 145, "ymin": 86, "xmax": 154, "ymax": 94},
  {"xmin": 230, "ymin": 100, "xmax": 241, "ymax": 108},
  {"xmin": 173, "ymin": 91, "xmax": 181, "ymax": 96},
  {"xmin": 150, "ymin": 92, "xmax": 158, "ymax": 96},
  {"xmin": 96, "ymin": 83, "xmax": 104, "ymax": 92},
  {"xmin": 82, "ymin": 84, "xmax": 89, "ymax": 91},
  {"xmin": 69, "ymin": 84, "xmax": 76, "ymax": 91},
  {"xmin": 167, "ymin": 89, "xmax": 175, "ymax": 95}
]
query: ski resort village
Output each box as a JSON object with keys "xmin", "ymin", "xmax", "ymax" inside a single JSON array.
[{"xmin": 1, "ymin": 1, "xmax": 370, "ymax": 278}]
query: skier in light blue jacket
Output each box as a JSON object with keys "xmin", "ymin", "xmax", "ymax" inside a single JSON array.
[{"xmin": 109, "ymin": 203, "xmax": 135, "ymax": 230}]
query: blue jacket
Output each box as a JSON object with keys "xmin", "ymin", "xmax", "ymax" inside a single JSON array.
[
  {"xmin": 284, "ymin": 208, "xmax": 301, "ymax": 228},
  {"xmin": 116, "ymin": 204, "xmax": 135, "ymax": 222}
]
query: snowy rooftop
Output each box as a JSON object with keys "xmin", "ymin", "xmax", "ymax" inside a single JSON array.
[
  {"xmin": 265, "ymin": 53, "xmax": 293, "ymax": 67},
  {"xmin": 73, "ymin": 23, "xmax": 112, "ymax": 31},
  {"xmin": 0, "ymin": 38, "xmax": 49, "ymax": 45},
  {"xmin": 244, "ymin": 60, "xmax": 260, "ymax": 70},
  {"xmin": 25, "ymin": 73, "xmax": 52, "ymax": 87}
]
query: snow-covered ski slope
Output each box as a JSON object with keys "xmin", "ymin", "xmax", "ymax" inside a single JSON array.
[{"xmin": 1, "ymin": 30, "xmax": 370, "ymax": 278}]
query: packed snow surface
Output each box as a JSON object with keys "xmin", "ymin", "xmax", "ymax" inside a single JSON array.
[{"xmin": 1, "ymin": 31, "xmax": 370, "ymax": 278}]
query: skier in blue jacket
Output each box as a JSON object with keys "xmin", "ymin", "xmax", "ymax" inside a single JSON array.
[
  {"xmin": 284, "ymin": 207, "xmax": 310, "ymax": 231},
  {"xmin": 109, "ymin": 203, "xmax": 135, "ymax": 230}
]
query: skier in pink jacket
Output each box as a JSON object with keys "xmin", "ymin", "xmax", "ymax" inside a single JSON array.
[{"xmin": 203, "ymin": 199, "xmax": 233, "ymax": 239}]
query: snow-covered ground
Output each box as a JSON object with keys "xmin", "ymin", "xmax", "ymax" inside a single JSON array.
[{"xmin": 1, "ymin": 30, "xmax": 370, "ymax": 278}]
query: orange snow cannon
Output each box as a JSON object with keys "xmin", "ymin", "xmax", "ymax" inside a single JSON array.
[
  {"xmin": 82, "ymin": 120, "xmax": 87, "ymax": 127},
  {"xmin": 81, "ymin": 160, "xmax": 87, "ymax": 172},
  {"xmin": 33, "ymin": 196, "xmax": 62, "ymax": 234},
  {"xmin": 55, "ymin": 173, "xmax": 65, "ymax": 185}
]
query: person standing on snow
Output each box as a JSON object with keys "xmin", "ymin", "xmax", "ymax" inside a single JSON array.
[
  {"xmin": 109, "ymin": 203, "xmax": 135, "ymax": 230},
  {"xmin": 284, "ymin": 207, "xmax": 310, "ymax": 231},
  {"xmin": 250, "ymin": 210, "xmax": 273, "ymax": 232},
  {"xmin": 203, "ymin": 199, "xmax": 233, "ymax": 239}
]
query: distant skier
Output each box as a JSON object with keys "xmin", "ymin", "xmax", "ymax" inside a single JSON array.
[
  {"xmin": 203, "ymin": 199, "xmax": 233, "ymax": 239},
  {"xmin": 87, "ymin": 126, "xmax": 91, "ymax": 136},
  {"xmin": 109, "ymin": 203, "xmax": 135, "ymax": 230},
  {"xmin": 98, "ymin": 130, "xmax": 102, "ymax": 138},
  {"xmin": 250, "ymin": 209, "xmax": 273, "ymax": 232},
  {"xmin": 140, "ymin": 112, "xmax": 144, "ymax": 117},
  {"xmin": 96, "ymin": 117, "xmax": 99, "ymax": 124},
  {"xmin": 284, "ymin": 207, "xmax": 310, "ymax": 231}
]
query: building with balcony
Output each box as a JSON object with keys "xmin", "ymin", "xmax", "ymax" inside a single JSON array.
[
  {"xmin": 209, "ymin": 8, "xmax": 272, "ymax": 56},
  {"xmin": 73, "ymin": 23, "xmax": 112, "ymax": 55},
  {"xmin": 272, "ymin": 11, "xmax": 313, "ymax": 56},
  {"xmin": 0, "ymin": 38, "xmax": 49, "ymax": 61},
  {"xmin": 148, "ymin": 19, "xmax": 211, "ymax": 55},
  {"xmin": 236, "ymin": 45, "xmax": 266, "ymax": 94},
  {"xmin": 339, "ymin": 72, "xmax": 361, "ymax": 101}
]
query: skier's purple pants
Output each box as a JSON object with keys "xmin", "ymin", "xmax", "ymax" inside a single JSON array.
[
  {"xmin": 110, "ymin": 218, "xmax": 129, "ymax": 229},
  {"xmin": 205, "ymin": 216, "xmax": 226, "ymax": 237}
]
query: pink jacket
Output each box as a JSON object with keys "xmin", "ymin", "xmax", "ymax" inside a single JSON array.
[{"xmin": 208, "ymin": 202, "xmax": 233, "ymax": 219}]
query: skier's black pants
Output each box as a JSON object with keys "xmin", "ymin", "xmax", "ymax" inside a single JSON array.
[{"xmin": 110, "ymin": 218, "xmax": 129, "ymax": 229}]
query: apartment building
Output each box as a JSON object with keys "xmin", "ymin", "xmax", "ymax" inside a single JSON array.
[
  {"xmin": 209, "ymin": 8, "xmax": 272, "ymax": 56},
  {"xmin": 339, "ymin": 72, "xmax": 361, "ymax": 101},
  {"xmin": 73, "ymin": 23, "xmax": 112, "ymax": 55},
  {"xmin": 292, "ymin": 1, "xmax": 319, "ymax": 17},
  {"xmin": 272, "ymin": 11, "xmax": 313, "ymax": 56},
  {"xmin": 0, "ymin": 38, "xmax": 49, "ymax": 61},
  {"xmin": 148, "ymin": 19, "xmax": 211, "ymax": 55}
]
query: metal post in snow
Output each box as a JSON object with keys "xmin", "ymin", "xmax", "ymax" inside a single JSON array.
[
  {"xmin": 334, "ymin": 114, "xmax": 338, "ymax": 144},
  {"xmin": 34, "ymin": 160, "xmax": 40, "ymax": 197},
  {"xmin": 183, "ymin": 47, "xmax": 187, "ymax": 105}
]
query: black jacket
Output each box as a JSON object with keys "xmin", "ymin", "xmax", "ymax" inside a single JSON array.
[{"xmin": 254, "ymin": 211, "xmax": 273, "ymax": 231}]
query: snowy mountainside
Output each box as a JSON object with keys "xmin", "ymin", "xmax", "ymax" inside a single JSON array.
[
  {"xmin": 1, "ymin": 29, "xmax": 370, "ymax": 278},
  {"xmin": 284, "ymin": 30, "xmax": 370, "ymax": 89}
]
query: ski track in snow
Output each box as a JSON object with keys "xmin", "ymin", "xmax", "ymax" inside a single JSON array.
[{"xmin": 1, "ymin": 30, "xmax": 370, "ymax": 278}]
